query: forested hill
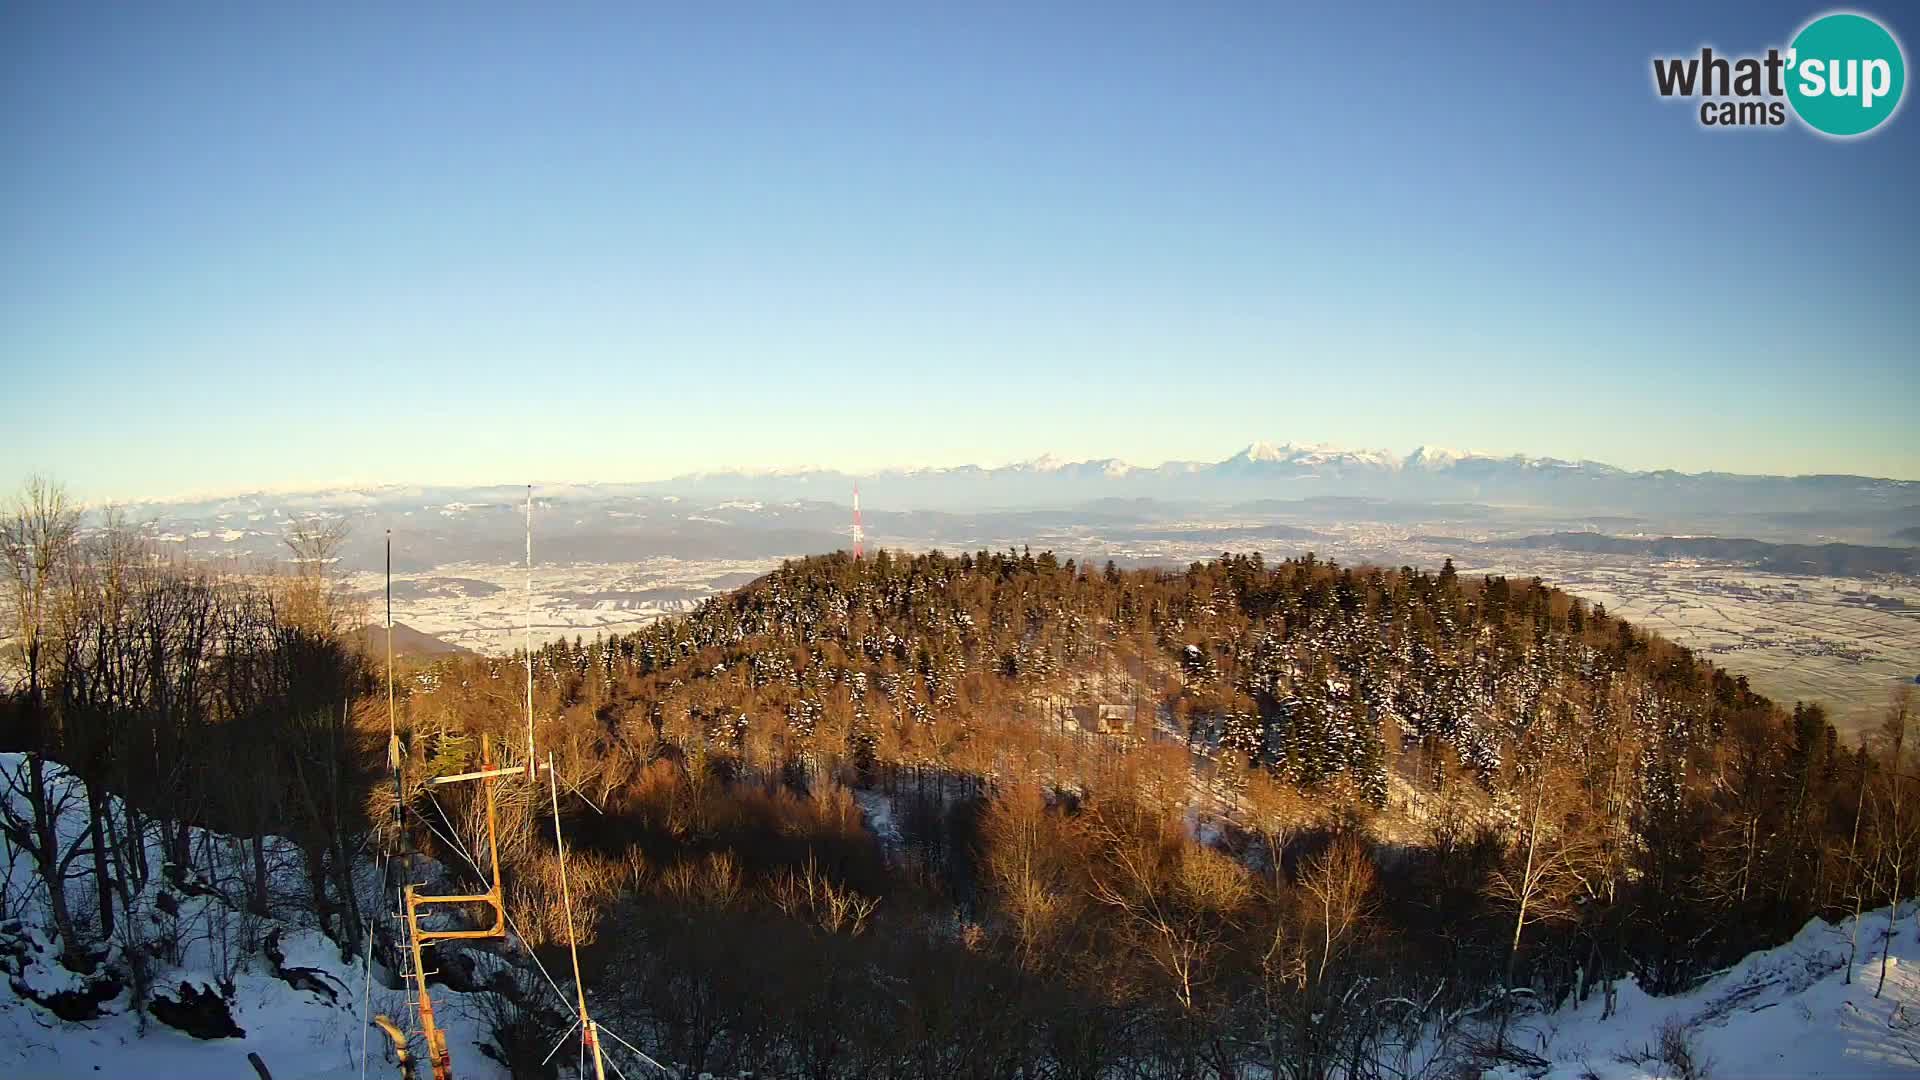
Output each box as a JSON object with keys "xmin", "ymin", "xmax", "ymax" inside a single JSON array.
[
  {"xmin": 511, "ymin": 548, "xmax": 1781, "ymax": 810},
  {"xmin": 8, "ymin": 529, "xmax": 1892, "ymax": 1077},
  {"xmin": 419, "ymin": 545, "xmax": 1882, "ymax": 1023}
]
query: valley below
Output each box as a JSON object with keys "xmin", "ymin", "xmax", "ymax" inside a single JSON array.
[{"xmin": 118, "ymin": 457, "xmax": 1920, "ymax": 735}]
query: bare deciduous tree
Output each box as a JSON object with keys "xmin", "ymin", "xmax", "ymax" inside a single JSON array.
[
  {"xmin": 981, "ymin": 784, "xmax": 1081, "ymax": 964},
  {"xmin": 1488, "ymin": 756, "xmax": 1594, "ymax": 988},
  {"xmin": 1297, "ymin": 836, "xmax": 1375, "ymax": 988},
  {"xmin": 1872, "ymin": 687, "xmax": 1917, "ymax": 997},
  {"xmin": 1084, "ymin": 800, "xmax": 1248, "ymax": 1013},
  {"xmin": 1242, "ymin": 765, "xmax": 1310, "ymax": 883},
  {"xmin": 0, "ymin": 477, "xmax": 91, "ymax": 965}
]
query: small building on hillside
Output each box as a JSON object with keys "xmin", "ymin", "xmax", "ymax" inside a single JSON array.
[{"xmin": 1067, "ymin": 703, "xmax": 1137, "ymax": 734}]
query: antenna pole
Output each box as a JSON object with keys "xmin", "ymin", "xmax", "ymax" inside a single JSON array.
[
  {"xmin": 549, "ymin": 751, "xmax": 606, "ymax": 1080},
  {"xmin": 386, "ymin": 530, "xmax": 404, "ymax": 844},
  {"xmin": 379, "ymin": 529, "xmax": 408, "ymax": 1077},
  {"xmin": 526, "ymin": 485, "xmax": 536, "ymax": 776},
  {"xmin": 386, "ymin": 530, "xmax": 396, "ymax": 751},
  {"xmin": 389, "ymin": 528, "xmax": 456, "ymax": 1080}
]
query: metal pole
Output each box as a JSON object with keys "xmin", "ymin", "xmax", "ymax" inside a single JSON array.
[
  {"xmin": 548, "ymin": 752, "xmax": 605, "ymax": 1080},
  {"xmin": 481, "ymin": 735, "xmax": 503, "ymax": 924},
  {"xmin": 387, "ymin": 530, "xmax": 397, "ymax": 762},
  {"xmin": 526, "ymin": 486, "xmax": 536, "ymax": 776}
]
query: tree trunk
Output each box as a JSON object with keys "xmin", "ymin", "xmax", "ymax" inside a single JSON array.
[
  {"xmin": 1847, "ymin": 773, "xmax": 1867, "ymax": 984},
  {"xmin": 1879, "ymin": 883, "xmax": 1898, "ymax": 997},
  {"xmin": 171, "ymin": 818, "xmax": 192, "ymax": 874},
  {"xmin": 305, "ymin": 845, "xmax": 334, "ymax": 938},
  {"xmin": 329, "ymin": 828, "xmax": 362, "ymax": 958},
  {"xmin": 250, "ymin": 832, "xmax": 270, "ymax": 915},
  {"xmin": 86, "ymin": 779, "xmax": 114, "ymax": 939},
  {"xmin": 1507, "ymin": 778, "xmax": 1544, "ymax": 988},
  {"xmin": 123, "ymin": 800, "xmax": 149, "ymax": 894},
  {"xmin": 26, "ymin": 755, "xmax": 86, "ymax": 968}
]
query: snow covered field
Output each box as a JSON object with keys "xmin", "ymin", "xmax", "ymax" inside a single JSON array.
[
  {"xmin": 1440, "ymin": 555, "xmax": 1920, "ymax": 738},
  {"xmin": 343, "ymin": 557, "xmax": 784, "ymax": 654}
]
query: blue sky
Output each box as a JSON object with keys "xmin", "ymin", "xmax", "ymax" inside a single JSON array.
[{"xmin": 3, "ymin": 1, "xmax": 1916, "ymax": 500}]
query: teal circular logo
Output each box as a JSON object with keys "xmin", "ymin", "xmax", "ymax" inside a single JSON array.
[{"xmin": 1787, "ymin": 12, "xmax": 1906, "ymax": 136}]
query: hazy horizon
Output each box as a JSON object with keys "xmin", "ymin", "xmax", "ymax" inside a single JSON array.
[{"xmin": 37, "ymin": 435, "xmax": 1920, "ymax": 508}]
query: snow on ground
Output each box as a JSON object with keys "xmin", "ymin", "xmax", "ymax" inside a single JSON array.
[
  {"xmin": 0, "ymin": 920, "xmax": 506, "ymax": 1080},
  {"xmin": 11, "ymin": 744, "xmax": 1920, "ymax": 1079},
  {"xmin": 1491, "ymin": 906, "xmax": 1920, "ymax": 1079},
  {"xmin": 852, "ymin": 787, "xmax": 901, "ymax": 850},
  {"xmin": 0, "ymin": 753, "xmax": 510, "ymax": 1080}
]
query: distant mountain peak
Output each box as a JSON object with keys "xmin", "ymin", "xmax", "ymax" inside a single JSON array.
[
  {"xmin": 1405, "ymin": 445, "xmax": 1472, "ymax": 468},
  {"xmin": 1234, "ymin": 440, "xmax": 1328, "ymax": 463},
  {"xmin": 1228, "ymin": 441, "xmax": 1399, "ymax": 470}
]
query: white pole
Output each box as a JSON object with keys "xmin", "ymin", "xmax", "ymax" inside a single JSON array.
[{"xmin": 526, "ymin": 485, "xmax": 536, "ymax": 774}]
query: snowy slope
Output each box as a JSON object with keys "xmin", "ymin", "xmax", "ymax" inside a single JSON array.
[
  {"xmin": 0, "ymin": 752, "xmax": 510, "ymax": 1080},
  {"xmin": 1491, "ymin": 907, "xmax": 1920, "ymax": 1080},
  {"xmin": 0, "ymin": 920, "xmax": 507, "ymax": 1080}
]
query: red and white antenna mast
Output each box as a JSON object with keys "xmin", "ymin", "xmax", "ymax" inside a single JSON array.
[{"xmin": 852, "ymin": 482, "xmax": 865, "ymax": 560}]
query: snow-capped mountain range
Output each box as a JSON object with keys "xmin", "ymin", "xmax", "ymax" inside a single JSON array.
[
  {"xmin": 639, "ymin": 441, "xmax": 1915, "ymax": 515},
  {"xmin": 123, "ymin": 441, "xmax": 1916, "ymax": 523}
]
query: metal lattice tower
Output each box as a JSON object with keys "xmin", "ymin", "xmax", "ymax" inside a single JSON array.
[{"xmin": 852, "ymin": 482, "xmax": 865, "ymax": 560}]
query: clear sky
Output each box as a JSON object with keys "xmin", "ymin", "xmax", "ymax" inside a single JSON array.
[{"xmin": 3, "ymin": 2, "xmax": 1916, "ymax": 500}]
